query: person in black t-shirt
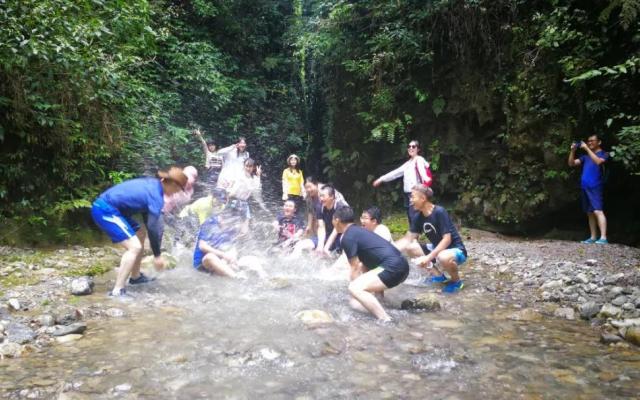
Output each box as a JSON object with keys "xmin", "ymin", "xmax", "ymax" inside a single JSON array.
[
  {"xmin": 333, "ymin": 207, "xmax": 409, "ymax": 321},
  {"xmin": 273, "ymin": 199, "xmax": 305, "ymax": 249},
  {"xmin": 395, "ymin": 186, "xmax": 468, "ymax": 294}
]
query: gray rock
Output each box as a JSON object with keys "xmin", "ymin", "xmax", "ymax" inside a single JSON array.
[
  {"xmin": 600, "ymin": 333, "xmax": 623, "ymax": 344},
  {"xmin": 610, "ymin": 318, "xmax": 640, "ymax": 329},
  {"xmin": 575, "ymin": 273, "xmax": 590, "ymax": 284},
  {"xmin": 70, "ymin": 277, "xmax": 94, "ymax": 296},
  {"xmin": 635, "ymin": 297, "xmax": 640, "ymax": 308},
  {"xmin": 599, "ymin": 304, "xmax": 622, "ymax": 319},
  {"xmin": 53, "ymin": 322, "xmax": 87, "ymax": 337},
  {"xmin": 604, "ymin": 273, "xmax": 625, "ymax": 285},
  {"xmin": 585, "ymin": 259, "xmax": 598, "ymax": 266},
  {"xmin": 612, "ymin": 296, "xmax": 628, "ymax": 307},
  {"xmin": 401, "ymin": 294, "xmax": 442, "ymax": 312},
  {"xmin": 541, "ymin": 280, "xmax": 563, "ymax": 290},
  {"xmin": 622, "ymin": 286, "xmax": 634, "ymax": 295},
  {"xmin": 8, "ymin": 298, "xmax": 21, "ymax": 311},
  {"xmin": 625, "ymin": 327, "xmax": 640, "ymax": 346},
  {"xmin": 622, "ymin": 303, "xmax": 635, "ymax": 311},
  {"xmin": 0, "ymin": 342, "xmax": 23, "ymax": 358},
  {"xmin": 554, "ymin": 307, "xmax": 576, "ymax": 320},
  {"xmin": 37, "ymin": 314, "xmax": 55, "ymax": 327},
  {"xmin": 6, "ymin": 322, "xmax": 36, "ymax": 344},
  {"xmin": 56, "ymin": 312, "xmax": 78, "ymax": 325},
  {"xmin": 105, "ymin": 308, "xmax": 125, "ymax": 318}
]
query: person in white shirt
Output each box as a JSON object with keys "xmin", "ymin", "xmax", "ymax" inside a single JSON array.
[
  {"xmin": 360, "ymin": 206, "xmax": 392, "ymax": 242},
  {"xmin": 227, "ymin": 158, "xmax": 267, "ymax": 233},
  {"xmin": 193, "ymin": 129, "xmax": 223, "ymax": 186},
  {"xmin": 372, "ymin": 139, "xmax": 431, "ymax": 224},
  {"xmin": 217, "ymin": 137, "xmax": 250, "ymax": 190}
]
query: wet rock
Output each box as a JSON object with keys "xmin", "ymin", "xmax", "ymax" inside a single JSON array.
[
  {"xmin": 401, "ymin": 293, "xmax": 441, "ymax": 312},
  {"xmin": 579, "ymin": 302, "xmax": 601, "ymax": 320},
  {"xmin": 8, "ymin": 298, "xmax": 21, "ymax": 311},
  {"xmin": 37, "ymin": 314, "xmax": 56, "ymax": 327},
  {"xmin": 56, "ymin": 334, "xmax": 83, "ymax": 344},
  {"xmin": 541, "ymin": 280, "xmax": 563, "ymax": 290},
  {"xmin": 611, "ymin": 318, "xmax": 640, "ymax": 329},
  {"xmin": 574, "ymin": 273, "xmax": 590, "ymax": 285},
  {"xmin": 600, "ymin": 333, "xmax": 623, "ymax": 344},
  {"xmin": 553, "ymin": 307, "xmax": 575, "ymax": 320},
  {"xmin": 608, "ymin": 286, "xmax": 624, "ymax": 298},
  {"xmin": 114, "ymin": 383, "xmax": 132, "ymax": 392},
  {"xmin": 53, "ymin": 322, "xmax": 87, "ymax": 337},
  {"xmin": 55, "ymin": 312, "xmax": 78, "ymax": 326},
  {"xmin": 485, "ymin": 283, "xmax": 497, "ymax": 292},
  {"xmin": 612, "ymin": 295, "xmax": 628, "ymax": 307},
  {"xmin": 6, "ymin": 322, "xmax": 36, "ymax": 344},
  {"xmin": 585, "ymin": 259, "xmax": 598, "ymax": 266},
  {"xmin": 625, "ymin": 327, "xmax": 640, "ymax": 346},
  {"xmin": 70, "ymin": 277, "xmax": 94, "ymax": 296},
  {"xmin": 604, "ymin": 273, "xmax": 625, "ymax": 285},
  {"xmin": 508, "ymin": 309, "xmax": 543, "ymax": 322},
  {"xmin": 622, "ymin": 302, "xmax": 635, "ymax": 311},
  {"xmin": 0, "ymin": 342, "xmax": 23, "ymax": 358},
  {"xmin": 296, "ymin": 310, "xmax": 334, "ymax": 327},
  {"xmin": 267, "ymin": 277, "xmax": 292, "ymax": 290},
  {"xmin": 599, "ymin": 304, "xmax": 622, "ymax": 319},
  {"xmin": 105, "ymin": 308, "xmax": 125, "ymax": 318}
]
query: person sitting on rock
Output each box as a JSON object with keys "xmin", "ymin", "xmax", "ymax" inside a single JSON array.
[
  {"xmin": 394, "ymin": 186, "xmax": 468, "ymax": 294},
  {"xmin": 91, "ymin": 167, "xmax": 188, "ymax": 298},
  {"xmin": 360, "ymin": 206, "xmax": 392, "ymax": 242},
  {"xmin": 332, "ymin": 206, "xmax": 410, "ymax": 321}
]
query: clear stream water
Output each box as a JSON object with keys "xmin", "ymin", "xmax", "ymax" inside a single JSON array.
[{"xmin": 1, "ymin": 225, "xmax": 639, "ymax": 399}]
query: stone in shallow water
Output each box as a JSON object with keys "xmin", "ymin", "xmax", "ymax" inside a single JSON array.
[
  {"xmin": 38, "ymin": 314, "xmax": 55, "ymax": 327},
  {"xmin": 56, "ymin": 334, "xmax": 83, "ymax": 344},
  {"xmin": 53, "ymin": 322, "xmax": 87, "ymax": 337},
  {"xmin": 604, "ymin": 273, "xmax": 625, "ymax": 285},
  {"xmin": 70, "ymin": 277, "xmax": 94, "ymax": 296},
  {"xmin": 612, "ymin": 295, "xmax": 628, "ymax": 307},
  {"xmin": 5, "ymin": 322, "xmax": 36, "ymax": 344},
  {"xmin": 507, "ymin": 309, "xmax": 542, "ymax": 322},
  {"xmin": 0, "ymin": 342, "xmax": 23, "ymax": 358},
  {"xmin": 579, "ymin": 302, "xmax": 601, "ymax": 320},
  {"xmin": 7, "ymin": 298, "xmax": 21, "ymax": 311},
  {"xmin": 624, "ymin": 327, "xmax": 640, "ymax": 346},
  {"xmin": 296, "ymin": 310, "xmax": 333, "ymax": 327},
  {"xmin": 105, "ymin": 308, "xmax": 125, "ymax": 318},
  {"xmin": 600, "ymin": 333, "xmax": 623, "ymax": 344},
  {"xmin": 400, "ymin": 293, "xmax": 441, "ymax": 312},
  {"xmin": 599, "ymin": 304, "xmax": 622, "ymax": 318},
  {"xmin": 553, "ymin": 307, "xmax": 575, "ymax": 320}
]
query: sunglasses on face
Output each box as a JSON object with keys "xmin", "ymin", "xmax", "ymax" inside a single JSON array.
[{"xmin": 407, "ymin": 145, "xmax": 418, "ymax": 149}]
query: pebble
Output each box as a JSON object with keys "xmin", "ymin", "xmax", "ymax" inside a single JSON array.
[
  {"xmin": 553, "ymin": 307, "xmax": 575, "ymax": 320},
  {"xmin": 53, "ymin": 322, "xmax": 87, "ymax": 337},
  {"xmin": 401, "ymin": 293, "xmax": 441, "ymax": 312},
  {"xmin": 612, "ymin": 296, "xmax": 628, "ymax": 306},
  {"xmin": 585, "ymin": 259, "xmax": 597, "ymax": 266},
  {"xmin": 296, "ymin": 310, "xmax": 334, "ymax": 327},
  {"xmin": 56, "ymin": 334, "xmax": 83, "ymax": 344},
  {"xmin": 8, "ymin": 298, "xmax": 21, "ymax": 311},
  {"xmin": 114, "ymin": 383, "xmax": 132, "ymax": 392},
  {"xmin": 604, "ymin": 273, "xmax": 625, "ymax": 285},
  {"xmin": 38, "ymin": 314, "xmax": 56, "ymax": 327},
  {"xmin": 105, "ymin": 308, "xmax": 125, "ymax": 318},
  {"xmin": 70, "ymin": 277, "xmax": 94, "ymax": 296},
  {"xmin": 599, "ymin": 304, "xmax": 622, "ymax": 318},
  {"xmin": 579, "ymin": 302, "xmax": 601, "ymax": 320},
  {"xmin": 600, "ymin": 333, "xmax": 623, "ymax": 344}
]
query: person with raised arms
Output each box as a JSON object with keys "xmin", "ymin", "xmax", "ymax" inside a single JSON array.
[
  {"xmin": 332, "ymin": 206, "xmax": 409, "ymax": 321},
  {"xmin": 91, "ymin": 167, "xmax": 188, "ymax": 298},
  {"xmin": 395, "ymin": 186, "xmax": 468, "ymax": 293}
]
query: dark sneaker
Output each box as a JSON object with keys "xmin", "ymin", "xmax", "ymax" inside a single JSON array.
[
  {"xmin": 129, "ymin": 272, "xmax": 156, "ymax": 285},
  {"xmin": 442, "ymin": 280, "xmax": 464, "ymax": 294}
]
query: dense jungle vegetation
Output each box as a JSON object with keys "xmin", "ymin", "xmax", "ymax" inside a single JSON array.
[{"xmin": 1, "ymin": 0, "xmax": 639, "ymax": 244}]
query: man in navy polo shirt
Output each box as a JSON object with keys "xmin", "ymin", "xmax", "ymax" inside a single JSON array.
[{"xmin": 568, "ymin": 134, "xmax": 609, "ymax": 244}]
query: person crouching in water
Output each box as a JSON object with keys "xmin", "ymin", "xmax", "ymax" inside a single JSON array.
[
  {"xmin": 91, "ymin": 167, "xmax": 188, "ymax": 298},
  {"xmin": 395, "ymin": 186, "xmax": 468, "ymax": 293},
  {"xmin": 332, "ymin": 206, "xmax": 409, "ymax": 322}
]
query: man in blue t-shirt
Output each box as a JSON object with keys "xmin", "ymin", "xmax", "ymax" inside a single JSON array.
[
  {"xmin": 568, "ymin": 134, "xmax": 609, "ymax": 244},
  {"xmin": 395, "ymin": 186, "xmax": 468, "ymax": 294},
  {"xmin": 193, "ymin": 206, "xmax": 243, "ymax": 277}
]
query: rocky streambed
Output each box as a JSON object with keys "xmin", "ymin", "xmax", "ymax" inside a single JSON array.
[{"xmin": 0, "ymin": 231, "xmax": 638, "ymax": 399}]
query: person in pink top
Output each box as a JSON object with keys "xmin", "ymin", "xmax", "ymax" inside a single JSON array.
[
  {"xmin": 372, "ymin": 139, "xmax": 431, "ymax": 224},
  {"xmin": 163, "ymin": 166, "xmax": 198, "ymax": 213}
]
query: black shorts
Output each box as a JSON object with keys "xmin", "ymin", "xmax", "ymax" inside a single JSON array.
[{"xmin": 373, "ymin": 258, "xmax": 410, "ymax": 289}]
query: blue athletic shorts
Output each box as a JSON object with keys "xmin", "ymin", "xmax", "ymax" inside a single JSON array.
[
  {"xmin": 91, "ymin": 198, "xmax": 139, "ymax": 243},
  {"xmin": 420, "ymin": 243, "xmax": 467, "ymax": 266},
  {"xmin": 581, "ymin": 186, "xmax": 603, "ymax": 212}
]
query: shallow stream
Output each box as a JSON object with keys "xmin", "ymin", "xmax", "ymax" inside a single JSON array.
[{"xmin": 1, "ymin": 235, "xmax": 639, "ymax": 399}]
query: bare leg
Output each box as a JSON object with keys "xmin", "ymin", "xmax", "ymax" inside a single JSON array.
[
  {"xmin": 202, "ymin": 253, "xmax": 238, "ymax": 278},
  {"xmin": 437, "ymin": 249, "xmax": 460, "ymax": 282},
  {"xmin": 587, "ymin": 212, "xmax": 597, "ymax": 240},
  {"xmin": 113, "ymin": 236, "xmax": 143, "ymax": 294},
  {"xmin": 594, "ymin": 210, "xmax": 607, "ymax": 239},
  {"xmin": 348, "ymin": 270, "xmax": 390, "ymax": 321},
  {"xmin": 129, "ymin": 227, "xmax": 147, "ymax": 279}
]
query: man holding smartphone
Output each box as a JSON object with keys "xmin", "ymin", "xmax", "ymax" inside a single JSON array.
[{"xmin": 568, "ymin": 134, "xmax": 609, "ymax": 244}]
